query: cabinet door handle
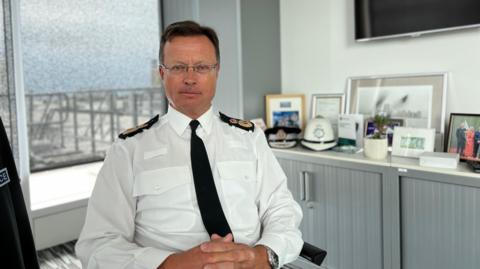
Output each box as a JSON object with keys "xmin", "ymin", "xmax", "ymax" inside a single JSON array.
[
  {"xmin": 304, "ymin": 171, "xmax": 311, "ymax": 202},
  {"xmin": 298, "ymin": 171, "xmax": 306, "ymax": 201}
]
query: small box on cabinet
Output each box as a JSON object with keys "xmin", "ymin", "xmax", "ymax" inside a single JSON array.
[{"xmin": 419, "ymin": 152, "xmax": 459, "ymax": 169}]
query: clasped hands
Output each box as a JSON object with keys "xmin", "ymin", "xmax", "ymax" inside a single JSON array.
[{"xmin": 158, "ymin": 233, "xmax": 271, "ymax": 269}]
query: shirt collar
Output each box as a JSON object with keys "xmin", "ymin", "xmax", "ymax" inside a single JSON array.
[{"xmin": 166, "ymin": 105, "xmax": 214, "ymax": 136}]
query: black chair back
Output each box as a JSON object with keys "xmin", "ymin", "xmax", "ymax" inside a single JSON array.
[{"xmin": 0, "ymin": 117, "xmax": 40, "ymax": 269}]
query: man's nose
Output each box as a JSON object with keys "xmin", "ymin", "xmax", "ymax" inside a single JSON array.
[{"xmin": 183, "ymin": 69, "xmax": 197, "ymax": 85}]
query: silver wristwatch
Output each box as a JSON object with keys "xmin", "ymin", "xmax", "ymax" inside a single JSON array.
[{"xmin": 263, "ymin": 245, "xmax": 279, "ymax": 269}]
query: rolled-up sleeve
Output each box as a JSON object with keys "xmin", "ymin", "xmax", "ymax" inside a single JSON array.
[
  {"xmin": 75, "ymin": 142, "xmax": 172, "ymax": 269},
  {"xmin": 253, "ymin": 131, "xmax": 303, "ymax": 267}
]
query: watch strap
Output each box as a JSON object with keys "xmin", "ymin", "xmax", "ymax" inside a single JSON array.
[{"xmin": 262, "ymin": 245, "xmax": 279, "ymax": 269}]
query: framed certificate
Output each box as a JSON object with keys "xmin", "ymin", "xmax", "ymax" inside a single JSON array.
[
  {"xmin": 311, "ymin": 93, "xmax": 345, "ymax": 134},
  {"xmin": 311, "ymin": 93, "xmax": 345, "ymax": 120}
]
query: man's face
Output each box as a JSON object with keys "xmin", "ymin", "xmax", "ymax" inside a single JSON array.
[{"xmin": 160, "ymin": 35, "xmax": 219, "ymax": 119}]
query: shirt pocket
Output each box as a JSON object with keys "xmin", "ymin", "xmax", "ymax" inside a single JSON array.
[
  {"xmin": 133, "ymin": 166, "xmax": 197, "ymax": 232},
  {"xmin": 217, "ymin": 161, "xmax": 259, "ymax": 230}
]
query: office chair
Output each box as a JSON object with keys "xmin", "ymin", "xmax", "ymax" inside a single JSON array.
[
  {"xmin": 286, "ymin": 242, "xmax": 327, "ymax": 269},
  {"xmin": 0, "ymin": 117, "xmax": 40, "ymax": 269}
]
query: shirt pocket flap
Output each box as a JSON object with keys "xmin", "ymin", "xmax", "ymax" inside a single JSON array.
[
  {"xmin": 143, "ymin": 147, "xmax": 168, "ymax": 159},
  {"xmin": 133, "ymin": 166, "xmax": 190, "ymax": 196},
  {"xmin": 217, "ymin": 161, "xmax": 256, "ymax": 181}
]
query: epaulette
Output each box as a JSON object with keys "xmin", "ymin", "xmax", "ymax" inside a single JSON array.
[
  {"xmin": 219, "ymin": 112, "xmax": 255, "ymax": 132},
  {"xmin": 118, "ymin": 114, "xmax": 159, "ymax": 139}
]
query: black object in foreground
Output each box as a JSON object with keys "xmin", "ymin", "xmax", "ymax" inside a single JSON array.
[{"xmin": 0, "ymin": 117, "xmax": 40, "ymax": 269}]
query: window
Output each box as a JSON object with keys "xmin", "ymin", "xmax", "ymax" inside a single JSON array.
[
  {"xmin": 20, "ymin": 0, "xmax": 164, "ymax": 171},
  {"xmin": 0, "ymin": 1, "xmax": 19, "ymax": 162}
]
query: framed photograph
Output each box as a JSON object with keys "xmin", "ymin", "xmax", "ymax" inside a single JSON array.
[
  {"xmin": 265, "ymin": 94, "xmax": 305, "ymax": 129},
  {"xmin": 392, "ymin": 127, "xmax": 436, "ymax": 158},
  {"xmin": 347, "ymin": 73, "xmax": 447, "ymax": 134},
  {"xmin": 365, "ymin": 118, "xmax": 404, "ymax": 146},
  {"xmin": 445, "ymin": 113, "xmax": 480, "ymax": 162}
]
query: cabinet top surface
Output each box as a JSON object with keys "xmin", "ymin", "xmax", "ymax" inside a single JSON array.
[
  {"xmin": 273, "ymin": 146, "xmax": 480, "ymax": 179},
  {"xmin": 273, "ymin": 146, "xmax": 391, "ymax": 167}
]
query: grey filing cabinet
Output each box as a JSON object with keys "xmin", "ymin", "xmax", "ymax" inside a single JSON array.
[
  {"xmin": 391, "ymin": 157, "xmax": 480, "ymax": 269},
  {"xmin": 276, "ymin": 148, "xmax": 392, "ymax": 269},
  {"xmin": 275, "ymin": 147, "xmax": 480, "ymax": 269}
]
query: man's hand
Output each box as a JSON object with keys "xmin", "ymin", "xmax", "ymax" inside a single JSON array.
[
  {"xmin": 157, "ymin": 234, "xmax": 229, "ymax": 269},
  {"xmin": 157, "ymin": 244, "xmax": 210, "ymax": 269},
  {"xmin": 200, "ymin": 235, "xmax": 271, "ymax": 269},
  {"xmin": 210, "ymin": 233, "xmax": 234, "ymax": 242},
  {"xmin": 158, "ymin": 233, "xmax": 268, "ymax": 269}
]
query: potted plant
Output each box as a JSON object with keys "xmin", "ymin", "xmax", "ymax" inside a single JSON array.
[{"xmin": 364, "ymin": 114, "xmax": 391, "ymax": 160}]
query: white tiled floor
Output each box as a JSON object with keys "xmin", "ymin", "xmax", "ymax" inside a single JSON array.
[{"xmin": 30, "ymin": 162, "xmax": 102, "ymax": 211}]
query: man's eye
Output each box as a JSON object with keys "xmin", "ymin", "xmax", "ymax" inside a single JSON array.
[
  {"xmin": 171, "ymin": 65, "xmax": 186, "ymax": 72},
  {"xmin": 195, "ymin": 65, "xmax": 210, "ymax": 72}
]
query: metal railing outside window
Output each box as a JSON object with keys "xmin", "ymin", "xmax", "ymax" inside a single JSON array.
[{"xmin": 25, "ymin": 87, "xmax": 165, "ymax": 172}]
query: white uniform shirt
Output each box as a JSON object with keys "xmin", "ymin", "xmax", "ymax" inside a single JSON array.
[{"xmin": 75, "ymin": 106, "xmax": 303, "ymax": 269}]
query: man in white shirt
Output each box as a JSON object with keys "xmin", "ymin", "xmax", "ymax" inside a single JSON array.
[{"xmin": 76, "ymin": 20, "xmax": 303, "ymax": 269}]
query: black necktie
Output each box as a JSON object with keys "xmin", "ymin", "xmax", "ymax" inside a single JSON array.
[{"xmin": 189, "ymin": 120, "xmax": 232, "ymax": 237}]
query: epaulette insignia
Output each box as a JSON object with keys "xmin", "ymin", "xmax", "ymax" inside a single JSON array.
[
  {"xmin": 219, "ymin": 112, "xmax": 255, "ymax": 132},
  {"xmin": 118, "ymin": 114, "xmax": 159, "ymax": 139}
]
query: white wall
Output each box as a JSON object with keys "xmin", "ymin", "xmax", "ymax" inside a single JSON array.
[{"xmin": 281, "ymin": 0, "xmax": 480, "ymax": 125}]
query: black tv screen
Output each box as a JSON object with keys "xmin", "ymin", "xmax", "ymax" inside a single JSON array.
[{"xmin": 355, "ymin": 0, "xmax": 480, "ymax": 41}]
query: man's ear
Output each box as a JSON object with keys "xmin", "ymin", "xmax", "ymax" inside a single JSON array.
[{"xmin": 159, "ymin": 66, "xmax": 165, "ymax": 80}]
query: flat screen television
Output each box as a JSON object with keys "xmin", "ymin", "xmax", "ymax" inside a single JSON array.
[{"xmin": 355, "ymin": 0, "xmax": 480, "ymax": 41}]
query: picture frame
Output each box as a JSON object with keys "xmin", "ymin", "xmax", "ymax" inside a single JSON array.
[
  {"xmin": 265, "ymin": 94, "xmax": 306, "ymax": 129},
  {"xmin": 445, "ymin": 113, "xmax": 480, "ymax": 162},
  {"xmin": 392, "ymin": 127, "xmax": 436, "ymax": 158},
  {"xmin": 310, "ymin": 93, "xmax": 345, "ymax": 135},
  {"xmin": 310, "ymin": 93, "xmax": 345, "ymax": 120},
  {"xmin": 365, "ymin": 118, "xmax": 404, "ymax": 146},
  {"xmin": 346, "ymin": 73, "xmax": 447, "ymax": 134}
]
